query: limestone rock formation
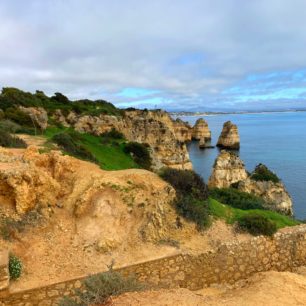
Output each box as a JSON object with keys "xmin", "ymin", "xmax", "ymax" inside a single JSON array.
[
  {"xmin": 54, "ymin": 109, "xmax": 193, "ymax": 170},
  {"xmin": 238, "ymin": 177, "xmax": 293, "ymax": 215},
  {"xmin": 199, "ymin": 138, "xmax": 206, "ymax": 149},
  {"xmin": 208, "ymin": 150, "xmax": 248, "ymax": 188},
  {"xmin": 19, "ymin": 107, "xmax": 48, "ymax": 130},
  {"xmin": 209, "ymin": 151, "xmax": 293, "ymax": 215},
  {"xmin": 192, "ymin": 118, "xmax": 211, "ymax": 141},
  {"xmin": 217, "ymin": 121, "xmax": 240, "ymax": 150}
]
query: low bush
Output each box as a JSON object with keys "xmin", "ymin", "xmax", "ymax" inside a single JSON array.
[
  {"xmin": 176, "ymin": 196, "xmax": 210, "ymax": 230},
  {"xmin": 251, "ymin": 164, "xmax": 280, "ymax": 183},
  {"xmin": 209, "ymin": 187, "xmax": 265, "ymax": 210},
  {"xmin": 160, "ymin": 168, "xmax": 208, "ymax": 201},
  {"xmin": 124, "ymin": 142, "xmax": 152, "ymax": 170},
  {"xmin": 9, "ymin": 254, "xmax": 22, "ymax": 280},
  {"xmin": 59, "ymin": 270, "xmax": 145, "ymax": 306},
  {"xmin": 0, "ymin": 129, "xmax": 27, "ymax": 148},
  {"xmin": 0, "ymin": 119, "xmax": 21, "ymax": 133},
  {"xmin": 237, "ymin": 213, "xmax": 277, "ymax": 236},
  {"xmin": 160, "ymin": 168, "xmax": 210, "ymax": 229},
  {"xmin": 52, "ymin": 132, "xmax": 97, "ymax": 163},
  {"xmin": 101, "ymin": 128, "xmax": 124, "ymax": 140}
]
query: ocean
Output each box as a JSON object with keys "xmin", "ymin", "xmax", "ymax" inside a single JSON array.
[{"xmin": 178, "ymin": 112, "xmax": 306, "ymax": 220}]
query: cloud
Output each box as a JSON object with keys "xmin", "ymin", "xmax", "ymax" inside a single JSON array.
[{"xmin": 1, "ymin": 0, "xmax": 306, "ymax": 110}]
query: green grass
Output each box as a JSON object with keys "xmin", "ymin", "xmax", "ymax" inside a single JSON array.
[
  {"xmin": 43, "ymin": 127, "xmax": 139, "ymax": 170},
  {"xmin": 209, "ymin": 198, "xmax": 299, "ymax": 229}
]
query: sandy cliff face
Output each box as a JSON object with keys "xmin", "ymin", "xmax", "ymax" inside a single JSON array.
[
  {"xmin": 209, "ymin": 151, "xmax": 293, "ymax": 215},
  {"xmin": 192, "ymin": 118, "xmax": 211, "ymax": 140},
  {"xmin": 54, "ymin": 109, "xmax": 192, "ymax": 170},
  {"xmin": 0, "ymin": 146, "xmax": 180, "ymax": 243},
  {"xmin": 208, "ymin": 150, "xmax": 248, "ymax": 188},
  {"xmin": 217, "ymin": 121, "xmax": 240, "ymax": 150}
]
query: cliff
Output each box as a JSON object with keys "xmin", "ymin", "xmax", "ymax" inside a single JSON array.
[
  {"xmin": 209, "ymin": 151, "xmax": 293, "ymax": 215},
  {"xmin": 192, "ymin": 118, "xmax": 211, "ymax": 140},
  {"xmin": 54, "ymin": 109, "xmax": 193, "ymax": 170},
  {"xmin": 208, "ymin": 150, "xmax": 248, "ymax": 188},
  {"xmin": 217, "ymin": 121, "xmax": 240, "ymax": 150}
]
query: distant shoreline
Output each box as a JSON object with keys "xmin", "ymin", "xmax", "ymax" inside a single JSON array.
[{"xmin": 170, "ymin": 109, "xmax": 306, "ymax": 117}]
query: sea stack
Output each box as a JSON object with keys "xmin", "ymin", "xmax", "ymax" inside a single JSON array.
[
  {"xmin": 208, "ymin": 150, "xmax": 248, "ymax": 188},
  {"xmin": 217, "ymin": 121, "xmax": 240, "ymax": 150},
  {"xmin": 192, "ymin": 118, "xmax": 211, "ymax": 141}
]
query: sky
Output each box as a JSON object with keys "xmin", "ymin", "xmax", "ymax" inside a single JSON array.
[{"xmin": 1, "ymin": 0, "xmax": 306, "ymax": 111}]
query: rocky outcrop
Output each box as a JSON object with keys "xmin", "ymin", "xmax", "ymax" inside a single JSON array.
[
  {"xmin": 0, "ymin": 146, "xmax": 179, "ymax": 243},
  {"xmin": 192, "ymin": 118, "xmax": 211, "ymax": 140},
  {"xmin": 19, "ymin": 107, "xmax": 48, "ymax": 130},
  {"xmin": 238, "ymin": 169, "xmax": 293, "ymax": 216},
  {"xmin": 209, "ymin": 152, "xmax": 293, "ymax": 215},
  {"xmin": 53, "ymin": 109, "xmax": 193, "ymax": 170},
  {"xmin": 173, "ymin": 118, "xmax": 192, "ymax": 142},
  {"xmin": 208, "ymin": 150, "xmax": 248, "ymax": 188},
  {"xmin": 217, "ymin": 121, "xmax": 240, "ymax": 150}
]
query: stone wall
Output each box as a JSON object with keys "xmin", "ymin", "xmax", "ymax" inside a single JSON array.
[{"xmin": 1, "ymin": 225, "xmax": 306, "ymax": 305}]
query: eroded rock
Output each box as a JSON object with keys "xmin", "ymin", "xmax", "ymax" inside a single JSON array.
[
  {"xmin": 192, "ymin": 118, "xmax": 211, "ymax": 141},
  {"xmin": 208, "ymin": 150, "xmax": 248, "ymax": 188},
  {"xmin": 217, "ymin": 121, "xmax": 240, "ymax": 150}
]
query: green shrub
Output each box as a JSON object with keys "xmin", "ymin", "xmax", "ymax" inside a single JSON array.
[
  {"xmin": 176, "ymin": 196, "xmax": 210, "ymax": 230},
  {"xmin": 0, "ymin": 129, "xmax": 27, "ymax": 148},
  {"xmin": 237, "ymin": 213, "xmax": 277, "ymax": 236},
  {"xmin": 251, "ymin": 164, "xmax": 280, "ymax": 183},
  {"xmin": 59, "ymin": 270, "xmax": 145, "ymax": 306},
  {"xmin": 101, "ymin": 128, "xmax": 124, "ymax": 140},
  {"xmin": 124, "ymin": 142, "xmax": 152, "ymax": 170},
  {"xmin": 160, "ymin": 168, "xmax": 208, "ymax": 201},
  {"xmin": 0, "ymin": 119, "xmax": 21, "ymax": 133},
  {"xmin": 52, "ymin": 132, "xmax": 97, "ymax": 163},
  {"xmin": 160, "ymin": 168, "xmax": 209, "ymax": 229},
  {"xmin": 209, "ymin": 187, "xmax": 265, "ymax": 210},
  {"xmin": 9, "ymin": 254, "xmax": 22, "ymax": 280}
]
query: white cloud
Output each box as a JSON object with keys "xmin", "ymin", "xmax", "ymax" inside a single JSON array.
[{"xmin": 1, "ymin": 0, "xmax": 306, "ymax": 110}]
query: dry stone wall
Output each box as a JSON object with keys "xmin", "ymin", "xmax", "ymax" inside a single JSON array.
[{"xmin": 1, "ymin": 225, "xmax": 306, "ymax": 305}]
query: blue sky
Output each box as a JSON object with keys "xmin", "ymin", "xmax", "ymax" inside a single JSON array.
[{"xmin": 1, "ymin": 0, "xmax": 306, "ymax": 111}]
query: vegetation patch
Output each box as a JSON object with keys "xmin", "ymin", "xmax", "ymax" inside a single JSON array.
[
  {"xmin": 237, "ymin": 213, "xmax": 277, "ymax": 236},
  {"xmin": 52, "ymin": 132, "xmax": 97, "ymax": 163},
  {"xmin": 160, "ymin": 168, "xmax": 210, "ymax": 230},
  {"xmin": 209, "ymin": 187, "xmax": 265, "ymax": 210},
  {"xmin": 9, "ymin": 254, "xmax": 22, "ymax": 280},
  {"xmin": 124, "ymin": 142, "xmax": 152, "ymax": 170},
  {"xmin": 45, "ymin": 127, "xmax": 139, "ymax": 170},
  {"xmin": 59, "ymin": 270, "xmax": 145, "ymax": 306},
  {"xmin": 160, "ymin": 168, "xmax": 208, "ymax": 201},
  {"xmin": 0, "ymin": 128, "xmax": 27, "ymax": 148},
  {"xmin": 209, "ymin": 198, "xmax": 299, "ymax": 229},
  {"xmin": 0, "ymin": 87, "xmax": 122, "ymax": 116},
  {"xmin": 251, "ymin": 163, "xmax": 280, "ymax": 183}
]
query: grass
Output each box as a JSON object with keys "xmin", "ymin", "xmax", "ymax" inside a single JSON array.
[
  {"xmin": 43, "ymin": 126, "xmax": 139, "ymax": 170},
  {"xmin": 209, "ymin": 198, "xmax": 299, "ymax": 229}
]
